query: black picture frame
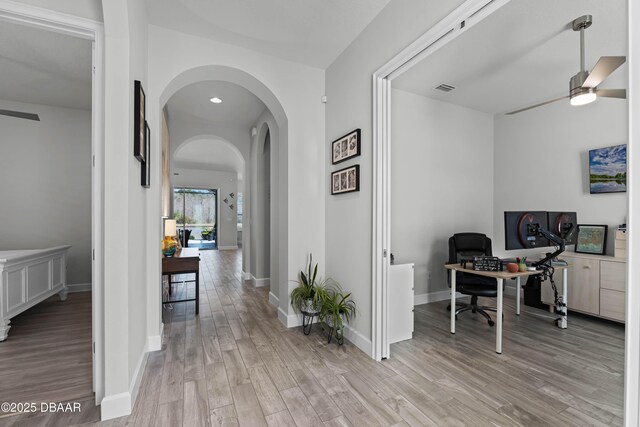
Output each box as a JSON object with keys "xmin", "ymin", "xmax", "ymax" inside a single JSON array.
[
  {"xmin": 141, "ymin": 121, "xmax": 150, "ymax": 188},
  {"xmin": 575, "ymin": 224, "xmax": 608, "ymax": 255},
  {"xmin": 331, "ymin": 164, "xmax": 360, "ymax": 195},
  {"xmin": 331, "ymin": 129, "xmax": 361, "ymax": 164},
  {"xmin": 134, "ymin": 80, "xmax": 146, "ymax": 162}
]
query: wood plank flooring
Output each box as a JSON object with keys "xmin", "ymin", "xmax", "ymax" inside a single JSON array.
[{"xmin": 1, "ymin": 249, "xmax": 625, "ymax": 426}]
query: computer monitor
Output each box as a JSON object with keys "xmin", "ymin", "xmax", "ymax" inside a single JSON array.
[
  {"xmin": 504, "ymin": 211, "xmax": 549, "ymax": 250},
  {"xmin": 547, "ymin": 212, "xmax": 578, "ymax": 245}
]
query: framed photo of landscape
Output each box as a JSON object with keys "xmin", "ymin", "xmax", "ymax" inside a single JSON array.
[
  {"xmin": 331, "ymin": 164, "xmax": 359, "ymax": 195},
  {"xmin": 332, "ymin": 129, "xmax": 361, "ymax": 164},
  {"xmin": 575, "ymin": 224, "xmax": 608, "ymax": 255},
  {"xmin": 589, "ymin": 144, "xmax": 626, "ymax": 194}
]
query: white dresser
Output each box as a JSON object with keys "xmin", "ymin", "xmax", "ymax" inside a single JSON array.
[{"xmin": 388, "ymin": 263, "xmax": 414, "ymax": 343}]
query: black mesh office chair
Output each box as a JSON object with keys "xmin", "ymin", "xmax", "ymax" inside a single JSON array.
[{"xmin": 447, "ymin": 232, "xmax": 498, "ymax": 327}]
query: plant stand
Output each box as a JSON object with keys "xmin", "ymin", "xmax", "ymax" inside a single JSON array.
[
  {"xmin": 301, "ymin": 310, "xmax": 318, "ymax": 335},
  {"xmin": 326, "ymin": 325, "xmax": 344, "ymax": 345}
]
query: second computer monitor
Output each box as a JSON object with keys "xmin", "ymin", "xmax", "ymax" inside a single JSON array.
[
  {"xmin": 504, "ymin": 211, "xmax": 549, "ymax": 250},
  {"xmin": 547, "ymin": 211, "xmax": 578, "ymax": 245}
]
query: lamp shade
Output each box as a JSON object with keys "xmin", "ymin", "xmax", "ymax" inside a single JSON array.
[{"xmin": 164, "ymin": 219, "xmax": 177, "ymax": 237}]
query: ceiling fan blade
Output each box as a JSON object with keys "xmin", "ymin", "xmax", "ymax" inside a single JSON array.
[
  {"xmin": 596, "ymin": 88, "xmax": 626, "ymax": 99},
  {"xmin": 0, "ymin": 109, "xmax": 40, "ymax": 121},
  {"xmin": 505, "ymin": 95, "xmax": 569, "ymax": 115},
  {"xmin": 582, "ymin": 56, "xmax": 626, "ymax": 88}
]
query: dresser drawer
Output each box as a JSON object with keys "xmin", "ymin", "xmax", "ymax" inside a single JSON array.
[
  {"xmin": 600, "ymin": 289, "xmax": 625, "ymax": 322},
  {"xmin": 601, "ymin": 261, "xmax": 626, "ymax": 292}
]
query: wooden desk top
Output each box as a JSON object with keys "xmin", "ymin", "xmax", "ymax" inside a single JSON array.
[
  {"xmin": 162, "ymin": 248, "xmax": 200, "ymax": 273},
  {"xmin": 445, "ymin": 263, "xmax": 543, "ymax": 280},
  {"xmin": 171, "ymin": 248, "xmax": 200, "ymax": 259}
]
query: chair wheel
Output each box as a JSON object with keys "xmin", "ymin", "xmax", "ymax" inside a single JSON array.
[{"xmin": 488, "ymin": 320, "xmax": 495, "ymax": 327}]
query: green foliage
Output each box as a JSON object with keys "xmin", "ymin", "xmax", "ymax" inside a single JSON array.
[
  {"xmin": 290, "ymin": 254, "xmax": 328, "ymax": 313},
  {"xmin": 320, "ymin": 283, "xmax": 356, "ymax": 335},
  {"xmin": 173, "ymin": 211, "xmax": 194, "ymax": 224}
]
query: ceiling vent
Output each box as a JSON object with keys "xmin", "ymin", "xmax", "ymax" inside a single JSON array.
[{"xmin": 434, "ymin": 83, "xmax": 455, "ymax": 93}]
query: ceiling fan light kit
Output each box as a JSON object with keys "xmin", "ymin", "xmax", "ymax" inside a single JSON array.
[{"xmin": 507, "ymin": 14, "xmax": 626, "ymax": 115}]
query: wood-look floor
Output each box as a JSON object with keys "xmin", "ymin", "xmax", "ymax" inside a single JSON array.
[{"xmin": 2, "ymin": 249, "xmax": 624, "ymax": 426}]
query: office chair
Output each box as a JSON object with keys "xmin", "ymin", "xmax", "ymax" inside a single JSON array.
[{"xmin": 447, "ymin": 232, "xmax": 498, "ymax": 327}]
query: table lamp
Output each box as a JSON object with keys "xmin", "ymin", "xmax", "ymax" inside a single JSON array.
[{"xmin": 162, "ymin": 219, "xmax": 177, "ymax": 257}]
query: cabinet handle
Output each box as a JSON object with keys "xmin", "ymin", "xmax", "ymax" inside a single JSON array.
[{"xmin": 583, "ymin": 265, "xmax": 591, "ymax": 269}]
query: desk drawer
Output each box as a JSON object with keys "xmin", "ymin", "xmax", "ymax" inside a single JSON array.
[{"xmin": 162, "ymin": 257, "xmax": 199, "ymax": 273}]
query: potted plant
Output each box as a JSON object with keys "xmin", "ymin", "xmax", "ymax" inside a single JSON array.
[
  {"xmin": 290, "ymin": 254, "xmax": 327, "ymax": 316},
  {"xmin": 320, "ymin": 288, "xmax": 356, "ymax": 345}
]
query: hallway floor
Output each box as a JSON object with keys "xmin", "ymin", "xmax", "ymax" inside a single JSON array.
[{"xmin": 2, "ymin": 249, "xmax": 624, "ymax": 426}]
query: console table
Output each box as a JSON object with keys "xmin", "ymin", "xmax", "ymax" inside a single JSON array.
[{"xmin": 162, "ymin": 247, "xmax": 200, "ymax": 314}]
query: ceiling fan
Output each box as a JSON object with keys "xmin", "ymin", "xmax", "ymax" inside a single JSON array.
[
  {"xmin": 506, "ymin": 15, "xmax": 626, "ymax": 115},
  {"xmin": 0, "ymin": 109, "xmax": 40, "ymax": 121}
]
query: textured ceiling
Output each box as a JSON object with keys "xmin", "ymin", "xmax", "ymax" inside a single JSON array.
[{"xmin": 393, "ymin": 0, "xmax": 627, "ymax": 115}]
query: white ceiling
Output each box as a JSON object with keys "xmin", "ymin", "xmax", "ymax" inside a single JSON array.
[
  {"xmin": 392, "ymin": 0, "xmax": 627, "ymax": 115},
  {"xmin": 174, "ymin": 138, "xmax": 245, "ymax": 179},
  {"xmin": 0, "ymin": 19, "xmax": 92, "ymax": 110},
  {"xmin": 146, "ymin": 0, "xmax": 392, "ymax": 68},
  {"xmin": 166, "ymin": 80, "xmax": 266, "ymax": 128}
]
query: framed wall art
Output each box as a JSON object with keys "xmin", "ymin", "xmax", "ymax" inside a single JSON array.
[
  {"xmin": 332, "ymin": 129, "xmax": 361, "ymax": 164},
  {"xmin": 141, "ymin": 121, "xmax": 150, "ymax": 188},
  {"xmin": 331, "ymin": 164, "xmax": 360, "ymax": 195},
  {"xmin": 134, "ymin": 80, "xmax": 146, "ymax": 162},
  {"xmin": 575, "ymin": 224, "xmax": 608, "ymax": 255},
  {"xmin": 589, "ymin": 144, "xmax": 626, "ymax": 194}
]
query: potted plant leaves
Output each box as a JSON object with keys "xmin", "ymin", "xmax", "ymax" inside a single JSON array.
[
  {"xmin": 320, "ymin": 287, "xmax": 356, "ymax": 345},
  {"xmin": 290, "ymin": 254, "xmax": 328, "ymax": 334}
]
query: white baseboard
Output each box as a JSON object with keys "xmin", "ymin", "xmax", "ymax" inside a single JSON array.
[
  {"xmin": 67, "ymin": 282, "xmax": 92, "ymax": 293},
  {"xmin": 278, "ymin": 307, "xmax": 302, "ymax": 328},
  {"xmin": 250, "ymin": 274, "xmax": 270, "ymax": 288},
  {"xmin": 414, "ymin": 290, "xmax": 463, "ymax": 306},
  {"xmin": 343, "ymin": 324, "xmax": 373, "ymax": 358},
  {"xmin": 269, "ymin": 292, "xmax": 279, "ymax": 307},
  {"xmin": 147, "ymin": 323, "xmax": 164, "ymax": 352},
  {"xmin": 241, "ymin": 271, "xmax": 251, "ymax": 281},
  {"xmin": 101, "ymin": 392, "xmax": 131, "ymax": 421},
  {"xmin": 219, "ymin": 245, "xmax": 238, "ymax": 250}
]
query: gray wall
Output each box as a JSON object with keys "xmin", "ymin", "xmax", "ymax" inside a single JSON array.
[
  {"xmin": 0, "ymin": 99, "xmax": 91, "ymax": 285},
  {"xmin": 494, "ymin": 99, "xmax": 628, "ymax": 258},
  {"xmin": 390, "ymin": 89, "xmax": 494, "ymax": 296}
]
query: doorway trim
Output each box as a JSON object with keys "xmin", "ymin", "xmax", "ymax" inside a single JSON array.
[
  {"xmin": 0, "ymin": 1, "xmax": 105, "ymax": 405},
  {"xmin": 372, "ymin": 0, "xmax": 638, "ymax": 424}
]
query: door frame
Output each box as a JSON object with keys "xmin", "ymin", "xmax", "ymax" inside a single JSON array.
[
  {"xmin": 0, "ymin": 1, "xmax": 105, "ymax": 404},
  {"xmin": 371, "ymin": 0, "xmax": 639, "ymax": 424}
]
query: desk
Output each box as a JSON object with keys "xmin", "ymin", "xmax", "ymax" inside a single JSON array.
[
  {"xmin": 445, "ymin": 264, "xmax": 569, "ymax": 354},
  {"xmin": 162, "ymin": 248, "xmax": 200, "ymax": 314}
]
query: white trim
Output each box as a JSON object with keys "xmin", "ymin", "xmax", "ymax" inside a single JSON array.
[
  {"xmin": 343, "ymin": 324, "xmax": 373, "ymax": 358},
  {"xmin": 250, "ymin": 274, "xmax": 270, "ymax": 288},
  {"xmin": 219, "ymin": 245, "xmax": 239, "ymax": 250},
  {"xmin": 0, "ymin": 0, "xmax": 105, "ymax": 406},
  {"xmin": 67, "ymin": 283, "xmax": 92, "ymax": 293},
  {"xmin": 147, "ymin": 323, "xmax": 164, "ymax": 352},
  {"xmin": 241, "ymin": 271, "xmax": 251, "ymax": 281},
  {"xmin": 269, "ymin": 291, "xmax": 279, "ymax": 307},
  {"xmin": 414, "ymin": 291, "xmax": 463, "ymax": 306},
  {"xmin": 626, "ymin": 0, "xmax": 639, "ymax": 424},
  {"xmin": 278, "ymin": 307, "xmax": 302, "ymax": 328},
  {"xmin": 101, "ymin": 349, "xmax": 148, "ymax": 421},
  {"xmin": 371, "ymin": 0, "xmax": 513, "ymax": 362}
]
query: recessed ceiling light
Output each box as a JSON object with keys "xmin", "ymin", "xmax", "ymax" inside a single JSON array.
[{"xmin": 210, "ymin": 97, "xmax": 222, "ymax": 104}]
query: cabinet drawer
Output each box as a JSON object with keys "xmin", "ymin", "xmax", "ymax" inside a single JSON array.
[
  {"xmin": 601, "ymin": 261, "xmax": 626, "ymax": 292},
  {"xmin": 568, "ymin": 258, "xmax": 600, "ymax": 314},
  {"xmin": 600, "ymin": 289, "xmax": 625, "ymax": 322}
]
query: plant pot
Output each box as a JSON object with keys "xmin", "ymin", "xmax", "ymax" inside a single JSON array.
[{"xmin": 301, "ymin": 298, "xmax": 320, "ymax": 315}]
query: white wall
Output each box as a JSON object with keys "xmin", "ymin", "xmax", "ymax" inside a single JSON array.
[
  {"xmin": 0, "ymin": 99, "xmax": 91, "ymax": 285},
  {"xmin": 148, "ymin": 25, "xmax": 325, "ymax": 327},
  {"xmin": 172, "ymin": 168, "xmax": 238, "ymax": 248},
  {"xmin": 325, "ymin": 0, "xmax": 467, "ymax": 348},
  {"xmin": 494, "ymin": 99, "xmax": 628, "ymax": 259},
  {"xmin": 390, "ymin": 89, "xmax": 494, "ymax": 297},
  {"xmin": 13, "ymin": 0, "xmax": 103, "ymax": 21}
]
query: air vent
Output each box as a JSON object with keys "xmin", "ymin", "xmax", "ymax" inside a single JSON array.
[{"xmin": 434, "ymin": 83, "xmax": 455, "ymax": 92}]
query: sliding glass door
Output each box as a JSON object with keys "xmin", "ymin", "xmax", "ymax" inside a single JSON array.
[{"xmin": 173, "ymin": 188, "xmax": 217, "ymax": 250}]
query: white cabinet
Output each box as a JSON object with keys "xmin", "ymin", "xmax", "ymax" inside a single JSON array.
[
  {"xmin": 540, "ymin": 252, "xmax": 626, "ymax": 323},
  {"xmin": 388, "ymin": 263, "xmax": 414, "ymax": 344}
]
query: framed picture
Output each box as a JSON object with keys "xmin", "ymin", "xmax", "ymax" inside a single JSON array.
[
  {"xmin": 134, "ymin": 80, "xmax": 146, "ymax": 162},
  {"xmin": 331, "ymin": 164, "xmax": 359, "ymax": 195},
  {"xmin": 589, "ymin": 144, "xmax": 626, "ymax": 194},
  {"xmin": 141, "ymin": 121, "xmax": 150, "ymax": 188},
  {"xmin": 575, "ymin": 224, "xmax": 608, "ymax": 255},
  {"xmin": 332, "ymin": 129, "xmax": 361, "ymax": 164}
]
